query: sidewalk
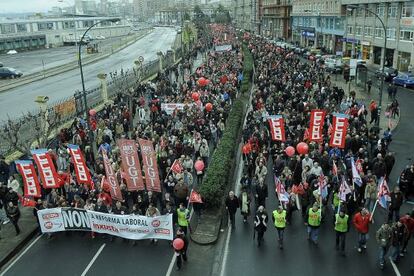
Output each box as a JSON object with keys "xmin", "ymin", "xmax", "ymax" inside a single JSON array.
[
  {"xmin": 331, "ymin": 75, "xmax": 400, "ymax": 133},
  {"xmin": 0, "ymin": 206, "xmax": 38, "ymax": 269}
]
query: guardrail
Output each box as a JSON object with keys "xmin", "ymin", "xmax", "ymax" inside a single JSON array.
[{"xmin": 0, "ymin": 28, "xmax": 153, "ymax": 93}]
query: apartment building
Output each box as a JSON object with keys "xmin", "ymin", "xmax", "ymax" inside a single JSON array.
[
  {"xmin": 342, "ymin": 0, "xmax": 414, "ymax": 71},
  {"xmin": 261, "ymin": 0, "xmax": 292, "ymax": 40},
  {"xmin": 291, "ymin": 0, "xmax": 345, "ymax": 53}
]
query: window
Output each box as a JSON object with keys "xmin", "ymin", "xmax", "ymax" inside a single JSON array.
[
  {"xmin": 387, "ymin": 28, "xmax": 396, "ymax": 39},
  {"xmin": 402, "ymin": 2, "xmax": 414, "ymax": 18},
  {"xmin": 388, "ymin": 5, "xmax": 397, "ymax": 18},
  {"xmin": 374, "ymin": 27, "xmax": 384, "ymax": 38},
  {"xmin": 356, "ymin": 26, "xmax": 362, "ymax": 35},
  {"xmin": 0, "ymin": 24, "xmax": 16, "ymax": 34},
  {"xmin": 82, "ymin": 20, "xmax": 94, "ymax": 28},
  {"xmin": 356, "ymin": 7, "xmax": 364, "ymax": 17},
  {"xmin": 63, "ymin": 21, "xmax": 75, "ymax": 29},
  {"xmin": 37, "ymin": 22, "xmax": 54, "ymax": 30},
  {"xmin": 347, "ymin": 25, "xmax": 353, "ymax": 34},
  {"xmin": 16, "ymin": 24, "xmax": 27, "ymax": 32},
  {"xmin": 400, "ymin": 29, "xmax": 414, "ymax": 41},
  {"xmin": 364, "ymin": 26, "xmax": 373, "ymax": 36},
  {"xmin": 376, "ymin": 4, "xmax": 385, "ymax": 17}
]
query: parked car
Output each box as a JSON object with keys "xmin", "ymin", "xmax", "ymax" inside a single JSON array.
[
  {"xmin": 375, "ymin": 67, "xmax": 398, "ymax": 82},
  {"xmin": 95, "ymin": 35, "xmax": 106, "ymax": 40},
  {"xmin": 0, "ymin": 67, "xmax": 23, "ymax": 79},
  {"xmin": 325, "ymin": 58, "xmax": 344, "ymax": 74},
  {"xmin": 393, "ymin": 72, "xmax": 414, "ymax": 88},
  {"xmin": 6, "ymin": 50, "xmax": 17, "ymax": 55}
]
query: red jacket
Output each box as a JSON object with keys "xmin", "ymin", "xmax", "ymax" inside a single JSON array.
[
  {"xmin": 400, "ymin": 215, "xmax": 414, "ymax": 234},
  {"xmin": 352, "ymin": 212, "xmax": 370, "ymax": 234}
]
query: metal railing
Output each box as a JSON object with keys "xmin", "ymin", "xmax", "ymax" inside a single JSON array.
[{"xmin": 0, "ymin": 44, "xmax": 182, "ymax": 155}]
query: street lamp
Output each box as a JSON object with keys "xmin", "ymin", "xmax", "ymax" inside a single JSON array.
[
  {"xmin": 58, "ymin": 0, "xmax": 78, "ymax": 47},
  {"xmin": 78, "ymin": 18, "xmax": 120, "ymax": 149},
  {"xmin": 347, "ymin": 5, "xmax": 387, "ymax": 130}
]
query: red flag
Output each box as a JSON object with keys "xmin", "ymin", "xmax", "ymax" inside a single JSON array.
[
  {"xmin": 355, "ymin": 158, "xmax": 363, "ymax": 174},
  {"xmin": 303, "ymin": 128, "xmax": 309, "ymax": 142},
  {"xmin": 102, "ymin": 149, "xmax": 123, "ymax": 201},
  {"xmin": 118, "ymin": 139, "xmax": 145, "ymax": 191},
  {"xmin": 17, "ymin": 194, "xmax": 37, "ymax": 207},
  {"xmin": 16, "ymin": 160, "xmax": 41, "ymax": 198},
  {"xmin": 308, "ymin": 109, "xmax": 326, "ymax": 142},
  {"xmin": 67, "ymin": 144, "xmax": 92, "ymax": 185},
  {"xmin": 332, "ymin": 160, "xmax": 338, "ymax": 176},
  {"xmin": 329, "ymin": 114, "xmax": 348, "ymax": 149},
  {"xmin": 189, "ymin": 190, "xmax": 203, "ymax": 203},
  {"xmin": 31, "ymin": 149, "xmax": 59, "ymax": 189},
  {"xmin": 138, "ymin": 139, "xmax": 161, "ymax": 192},
  {"xmin": 268, "ymin": 115, "xmax": 286, "ymax": 142},
  {"xmin": 171, "ymin": 159, "xmax": 184, "ymax": 174}
]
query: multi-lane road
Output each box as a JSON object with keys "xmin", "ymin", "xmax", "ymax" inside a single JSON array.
[{"xmin": 0, "ymin": 27, "xmax": 177, "ymax": 120}]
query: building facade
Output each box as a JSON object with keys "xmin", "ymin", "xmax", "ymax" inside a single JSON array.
[
  {"xmin": 233, "ymin": 0, "xmax": 260, "ymax": 32},
  {"xmin": 342, "ymin": 0, "xmax": 414, "ymax": 71},
  {"xmin": 0, "ymin": 17, "xmax": 131, "ymax": 51},
  {"xmin": 291, "ymin": 0, "xmax": 345, "ymax": 53},
  {"xmin": 261, "ymin": 0, "xmax": 292, "ymax": 40}
]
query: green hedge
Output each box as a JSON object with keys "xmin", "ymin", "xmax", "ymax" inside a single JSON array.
[{"xmin": 199, "ymin": 44, "xmax": 253, "ymax": 208}]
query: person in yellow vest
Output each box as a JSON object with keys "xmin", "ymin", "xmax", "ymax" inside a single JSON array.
[
  {"xmin": 305, "ymin": 202, "xmax": 321, "ymax": 245},
  {"xmin": 335, "ymin": 209, "xmax": 350, "ymax": 256},
  {"xmin": 272, "ymin": 205, "xmax": 287, "ymax": 249},
  {"xmin": 177, "ymin": 202, "xmax": 190, "ymax": 235}
]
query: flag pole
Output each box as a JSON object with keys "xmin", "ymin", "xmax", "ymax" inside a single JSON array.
[
  {"xmin": 370, "ymin": 200, "xmax": 378, "ymax": 221},
  {"xmin": 351, "ymin": 178, "xmax": 356, "ymax": 201}
]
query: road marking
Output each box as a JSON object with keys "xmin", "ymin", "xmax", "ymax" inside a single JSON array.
[
  {"xmin": 165, "ymin": 253, "xmax": 177, "ymax": 276},
  {"xmin": 219, "ymin": 225, "xmax": 232, "ymax": 276},
  {"xmin": 80, "ymin": 243, "xmax": 106, "ymax": 276},
  {"xmin": 0, "ymin": 234, "xmax": 42, "ymax": 276},
  {"xmin": 389, "ymin": 257, "xmax": 401, "ymax": 276}
]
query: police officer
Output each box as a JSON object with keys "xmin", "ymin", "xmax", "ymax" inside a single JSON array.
[
  {"xmin": 335, "ymin": 209, "xmax": 350, "ymax": 256},
  {"xmin": 177, "ymin": 202, "xmax": 190, "ymax": 235},
  {"xmin": 272, "ymin": 205, "xmax": 286, "ymax": 249},
  {"xmin": 305, "ymin": 203, "xmax": 321, "ymax": 245}
]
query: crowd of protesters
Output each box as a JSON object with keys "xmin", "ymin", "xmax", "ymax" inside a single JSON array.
[
  {"xmin": 223, "ymin": 34, "xmax": 414, "ymax": 270},
  {"xmin": 0, "ymin": 24, "xmax": 243, "ymax": 265}
]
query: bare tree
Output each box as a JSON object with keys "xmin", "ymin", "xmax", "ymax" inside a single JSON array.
[{"xmin": 0, "ymin": 108, "xmax": 63, "ymax": 156}]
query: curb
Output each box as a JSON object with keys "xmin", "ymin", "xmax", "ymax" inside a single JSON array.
[
  {"xmin": 190, "ymin": 212, "xmax": 223, "ymax": 245},
  {"xmin": 0, "ymin": 30, "xmax": 153, "ymax": 93},
  {"xmin": 0, "ymin": 229, "xmax": 39, "ymax": 270}
]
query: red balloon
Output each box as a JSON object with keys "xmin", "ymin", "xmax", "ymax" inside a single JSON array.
[
  {"xmin": 192, "ymin": 92, "xmax": 200, "ymax": 101},
  {"xmin": 242, "ymin": 144, "xmax": 251, "ymax": 155},
  {"xmin": 205, "ymin": 103, "xmax": 213, "ymax": 112},
  {"xmin": 194, "ymin": 160, "xmax": 205, "ymax": 171},
  {"xmin": 173, "ymin": 238, "xmax": 184, "ymax": 250},
  {"xmin": 89, "ymin": 109, "xmax": 97, "ymax": 116},
  {"xmin": 198, "ymin": 77, "xmax": 209, "ymax": 87},
  {"xmin": 285, "ymin": 146, "xmax": 295, "ymax": 157},
  {"xmin": 296, "ymin": 142, "xmax": 309, "ymax": 155}
]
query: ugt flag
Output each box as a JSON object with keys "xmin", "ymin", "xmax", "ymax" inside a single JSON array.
[
  {"xmin": 308, "ymin": 109, "xmax": 326, "ymax": 142},
  {"xmin": 329, "ymin": 113, "xmax": 349, "ymax": 149},
  {"xmin": 275, "ymin": 176, "xmax": 289, "ymax": 203},
  {"xmin": 268, "ymin": 115, "xmax": 286, "ymax": 142},
  {"xmin": 377, "ymin": 177, "xmax": 391, "ymax": 209},
  {"xmin": 318, "ymin": 173, "xmax": 328, "ymax": 200},
  {"xmin": 339, "ymin": 177, "xmax": 352, "ymax": 201},
  {"xmin": 351, "ymin": 158, "xmax": 363, "ymax": 187}
]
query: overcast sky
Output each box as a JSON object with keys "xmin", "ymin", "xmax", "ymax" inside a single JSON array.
[{"xmin": 0, "ymin": 0, "xmax": 98, "ymax": 13}]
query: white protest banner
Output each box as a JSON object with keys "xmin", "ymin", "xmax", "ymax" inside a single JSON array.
[
  {"xmin": 161, "ymin": 103, "xmax": 194, "ymax": 115},
  {"xmin": 37, "ymin": 208, "xmax": 173, "ymax": 240}
]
